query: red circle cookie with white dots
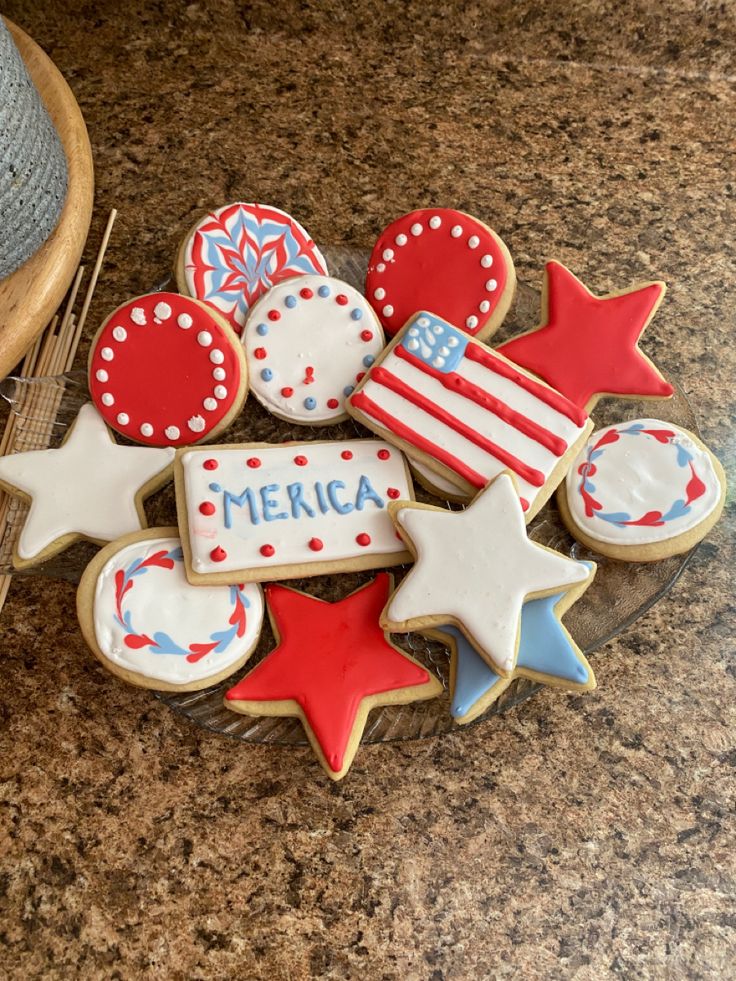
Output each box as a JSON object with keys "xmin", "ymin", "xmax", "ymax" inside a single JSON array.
[
  {"xmin": 365, "ymin": 208, "xmax": 516, "ymax": 339},
  {"xmin": 88, "ymin": 293, "xmax": 247, "ymax": 447}
]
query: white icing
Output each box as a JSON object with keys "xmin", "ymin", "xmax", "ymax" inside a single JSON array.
[
  {"xmin": 100, "ymin": 347, "xmax": 114, "ymax": 362},
  {"xmin": 165, "ymin": 426, "xmax": 180, "ymax": 440},
  {"xmin": 177, "ymin": 313, "xmax": 193, "ymax": 329},
  {"xmin": 243, "ymin": 274, "xmax": 385, "ymax": 424},
  {"xmin": 112, "ymin": 326, "xmax": 127, "ymax": 342},
  {"xmin": 117, "ymin": 412, "xmax": 129, "ymax": 426},
  {"xmin": 0, "ymin": 404, "xmax": 174, "ymax": 560},
  {"xmin": 376, "ymin": 263, "xmax": 386, "ymax": 273},
  {"xmin": 188, "ymin": 415, "xmax": 206, "ymax": 433},
  {"xmin": 395, "ymin": 234, "xmax": 407, "ymax": 246},
  {"xmin": 479, "ymin": 300, "xmax": 491, "ymax": 313},
  {"xmin": 130, "ymin": 307, "xmax": 147, "ymax": 326},
  {"xmin": 356, "ymin": 328, "xmax": 588, "ymax": 507},
  {"xmin": 154, "ymin": 301, "xmax": 172, "ymax": 321},
  {"xmin": 93, "ymin": 535, "xmax": 264, "ymax": 686},
  {"xmin": 374, "ymin": 288, "xmax": 386, "ymax": 300},
  {"xmin": 386, "ymin": 475, "xmax": 589, "ymax": 673},
  {"xmin": 203, "ymin": 398, "xmax": 218, "ymax": 411},
  {"xmin": 95, "ymin": 369, "xmax": 109, "ymax": 383},
  {"xmin": 481, "ymin": 254, "xmax": 493, "ymax": 268},
  {"xmin": 429, "ymin": 216, "xmax": 442, "ymax": 229},
  {"xmin": 485, "ymin": 279, "xmax": 498, "ymax": 292},
  {"xmin": 466, "ymin": 316, "xmax": 478, "ymax": 329},
  {"xmin": 383, "ymin": 305, "xmax": 394, "ymax": 317},
  {"xmin": 210, "ymin": 350, "xmax": 224, "ymax": 365},
  {"xmin": 214, "ymin": 385, "xmax": 228, "ymax": 399},
  {"xmin": 416, "ymin": 317, "xmax": 430, "ymax": 328},
  {"xmin": 382, "ymin": 249, "xmax": 394, "ymax": 261},
  {"xmin": 409, "ymin": 457, "xmax": 469, "ymax": 499},
  {"xmin": 181, "ymin": 439, "xmax": 413, "ymax": 577},
  {"xmin": 451, "ymin": 225, "xmax": 463, "ymax": 237},
  {"xmin": 213, "ymin": 367, "xmax": 226, "ymax": 381},
  {"xmin": 565, "ymin": 419, "xmax": 721, "ymax": 546},
  {"xmin": 101, "ymin": 393, "xmax": 114, "ymax": 407},
  {"xmin": 140, "ymin": 423, "xmax": 154, "ymax": 437},
  {"xmin": 197, "ymin": 331, "xmax": 212, "ymax": 347},
  {"xmin": 468, "ymin": 235, "xmax": 480, "ymax": 249},
  {"xmin": 410, "ymin": 223, "xmax": 423, "ymax": 236}
]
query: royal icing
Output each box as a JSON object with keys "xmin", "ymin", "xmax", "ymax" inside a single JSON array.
[
  {"xmin": 179, "ymin": 439, "xmax": 414, "ymax": 580},
  {"xmin": 565, "ymin": 420, "xmax": 721, "ymax": 547},
  {"xmin": 182, "ymin": 203, "xmax": 327, "ymax": 334},
  {"xmin": 89, "ymin": 292, "xmax": 244, "ymax": 447},
  {"xmin": 441, "ymin": 565, "xmax": 594, "ymax": 721},
  {"xmin": 243, "ymin": 274, "xmax": 385, "ymax": 424},
  {"xmin": 349, "ymin": 312, "xmax": 589, "ymax": 513},
  {"xmin": 365, "ymin": 208, "xmax": 514, "ymax": 337},
  {"xmin": 0, "ymin": 404, "xmax": 174, "ymax": 561},
  {"xmin": 409, "ymin": 457, "xmax": 470, "ymax": 500},
  {"xmin": 225, "ymin": 575, "xmax": 440, "ymax": 779},
  {"xmin": 385, "ymin": 473, "xmax": 590, "ymax": 674},
  {"xmin": 497, "ymin": 262, "xmax": 673, "ymax": 410},
  {"xmin": 93, "ymin": 535, "xmax": 263, "ymax": 686}
]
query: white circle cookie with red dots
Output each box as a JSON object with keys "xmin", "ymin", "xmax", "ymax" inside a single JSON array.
[
  {"xmin": 365, "ymin": 208, "xmax": 516, "ymax": 340},
  {"xmin": 243, "ymin": 275, "xmax": 385, "ymax": 425},
  {"xmin": 88, "ymin": 293, "xmax": 247, "ymax": 447}
]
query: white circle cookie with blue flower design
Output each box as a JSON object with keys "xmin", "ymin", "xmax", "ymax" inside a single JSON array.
[
  {"xmin": 77, "ymin": 528, "xmax": 264, "ymax": 691},
  {"xmin": 243, "ymin": 275, "xmax": 385, "ymax": 425},
  {"xmin": 559, "ymin": 419, "xmax": 726, "ymax": 561}
]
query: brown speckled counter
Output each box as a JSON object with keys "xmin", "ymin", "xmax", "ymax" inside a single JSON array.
[{"xmin": 1, "ymin": 3, "xmax": 735, "ymax": 977}]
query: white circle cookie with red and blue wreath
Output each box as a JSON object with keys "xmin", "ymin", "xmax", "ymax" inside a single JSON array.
[
  {"xmin": 558, "ymin": 419, "xmax": 726, "ymax": 561},
  {"xmin": 76, "ymin": 527, "xmax": 264, "ymax": 691},
  {"xmin": 242, "ymin": 274, "xmax": 385, "ymax": 425}
]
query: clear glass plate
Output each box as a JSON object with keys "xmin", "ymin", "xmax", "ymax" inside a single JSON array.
[{"xmin": 0, "ymin": 247, "xmax": 698, "ymax": 744}]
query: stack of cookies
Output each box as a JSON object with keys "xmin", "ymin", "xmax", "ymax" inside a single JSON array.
[{"xmin": 0, "ymin": 204, "xmax": 726, "ymax": 779}]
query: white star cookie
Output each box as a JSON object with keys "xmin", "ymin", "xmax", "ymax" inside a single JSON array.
[
  {"xmin": 0, "ymin": 404, "xmax": 175, "ymax": 568},
  {"xmin": 381, "ymin": 472, "xmax": 590, "ymax": 675}
]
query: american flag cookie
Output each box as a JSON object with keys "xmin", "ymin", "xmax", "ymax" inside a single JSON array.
[
  {"xmin": 176, "ymin": 203, "xmax": 327, "ymax": 335},
  {"xmin": 347, "ymin": 311, "xmax": 593, "ymax": 520},
  {"xmin": 242, "ymin": 274, "xmax": 385, "ymax": 425},
  {"xmin": 365, "ymin": 208, "xmax": 515, "ymax": 341}
]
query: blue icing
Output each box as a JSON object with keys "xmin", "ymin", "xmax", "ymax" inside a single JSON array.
[
  {"xmin": 261, "ymin": 368, "xmax": 273, "ymax": 381},
  {"xmin": 351, "ymin": 308, "xmax": 363, "ymax": 321},
  {"xmin": 208, "ymin": 481, "xmax": 222, "ymax": 493},
  {"xmin": 304, "ymin": 397, "xmax": 317, "ymax": 410},
  {"xmin": 400, "ymin": 312, "xmax": 468, "ymax": 374},
  {"xmin": 285, "ymin": 295, "xmax": 297, "ymax": 308},
  {"xmin": 318, "ymin": 285, "xmax": 330, "ymax": 298},
  {"xmin": 447, "ymin": 569, "xmax": 593, "ymax": 719},
  {"xmin": 343, "ymin": 385, "xmax": 354, "ymax": 397},
  {"xmin": 363, "ymin": 355, "xmax": 375, "ymax": 368},
  {"xmin": 256, "ymin": 323, "xmax": 269, "ymax": 336}
]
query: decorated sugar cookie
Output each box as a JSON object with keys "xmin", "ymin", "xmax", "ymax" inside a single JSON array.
[
  {"xmin": 176, "ymin": 203, "xmax": 328, "ymax": 334},
  {"xmin": 77, "ymin": 528, "xmax": 264, "ymax": 691},
  {"xmin": 559, "ymin": 419, "xmax": 726, "ymax": 561},
  {"xmin": 426, "ymin": 564, "xmax": 596, "ymax": 726},
  {"xmin": 497, "ymin": 262, "xmax": 673, "ymax": 412},
  {"xmin": 88, "ymin": 292, "xmax": 247, "ymax": 448},
  {"xmin": 0, "ymin": 404, "xmax": 174, "ymax": 569},
  {"xmin": 382, "ymin": 473, "xmax": 591, "ymax": 675},
  {"xmin": 409, "ymin": 457, "xmax": 472, "ymax": 504},
  {"xmin": 243, "ymin": 274, "xmax": 384, "ymax": 424},
  {"xmin": 347, "ymin": 311, "xmax": 592, "ymax": 519},
  {"xmin": 224, "ymin": 575, "xmax": 442, "ymax": 780},
  {"xmin": 365, "ymin": 208, "xmax": 515, "ymax": 339},
  {"xmin": 175, "ymin": 438, "xmax": 414, "ymax": 584}
]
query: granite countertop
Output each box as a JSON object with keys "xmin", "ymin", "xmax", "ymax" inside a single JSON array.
[{"xmin": 1, "ymin": 2, "xmax": 734, "ymax": 977}]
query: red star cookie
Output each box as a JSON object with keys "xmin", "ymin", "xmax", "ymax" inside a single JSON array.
[
  {"xmin": 224, "ymin": 574, "xmax": 442, "ymax": 780},
  {"xmin": 496, "ymin": 261, "xmax": 673, "ymax": 412}
]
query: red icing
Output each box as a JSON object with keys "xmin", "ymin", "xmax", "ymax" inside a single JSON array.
[
  {"xmin": 365, "ymin": 208, "xmax": 512, "ymax": 337},
  {"xmin": 254, "ymin": 347, "xmax": 267, "ymax": 359},
  {"xmin": 199, "ymin": 502, "xmax": 216, "ymax": 515},
  {"xmin": 308, "ymin": 537, "xmax": 324, "ymax": 551},
  {"xmin": 294, "ymin": 455, "xmax": 309, "ymax": 466},
  {"xmin": 267, "ymin": 310, "xmax": 281, "ymax": 322},
  {"xmin": 336, "ymin": 294, "xmax": 349, "ymax": 305},
  {"xmin": 300, "ymin": 287, "xmax": 314, "ymax": 299},
  {"xmin": 210, "ymin": 546, "xmax": 227, "ymax": 562},
  {"xmin": 394, "ymin": 345, "xmax": 569, "ymax": 455},
  {"xmin": 387, "ymin": 487, "xmax": 400, "ymax": 499},
  {"xmin": 377, "ymin": 449, "xmax": 391, "ymax": 460},
  {"xmin": 327, "ymin": 398, "xmax": 339, "ymax": 409},
  {"xmin": 224, "ymin": 575, "xmax": 430, "ymax": 773},
  {"xmin": 360, "ymin": 330, "xmax": 374, "ymax": 342},
  {"xmin": 281, "ymin": 387, "xmax": 294, "ymax": 397},
  {"xmin": 356, "ymin": 533, "xmax": 371, "ymax": 546},
  {"xmin": 368, "ymin": 367, "xmax": 545, "ymax": 487},
  {"xmin": 247, "ymin": 457, "xmax": 261, "ymax": 468},
  {"xmin": 685, "ymin": 463, "xmax": 707, "ymax": 505},
  {"xmin": 341, "ymin": 450, "xmax": 353, "ymax": 460},
  {"xmin": 497, "ymin": 262, "xmax": 673, "ymax": 410},
  {"xmin": 203, "ymin": 458, "xmax": 218, "ymax": 470},
  {"xmin": 260, "ymin": 544, "xmax": 275, "ymax": 557},
  {"xmin": 88, "ymin": 292, "xmax": 241, "ymax": 447}
]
